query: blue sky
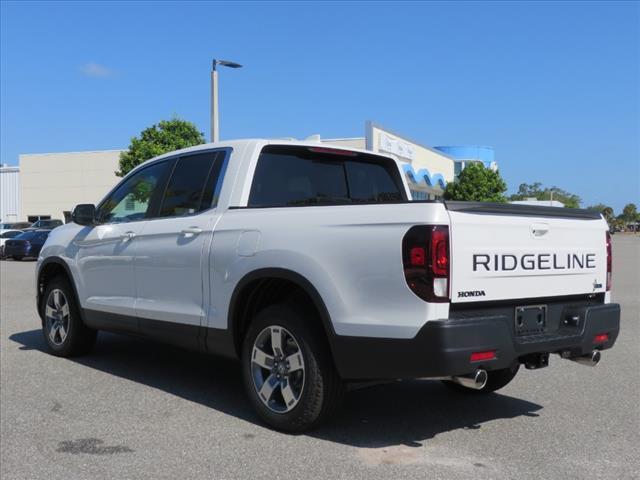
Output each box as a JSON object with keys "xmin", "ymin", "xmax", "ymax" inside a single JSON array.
[{"xmin": 1, "ymin": 1, "xmax": 638, "ymax": 212}]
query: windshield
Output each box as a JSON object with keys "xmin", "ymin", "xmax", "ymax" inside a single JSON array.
[{"xmin": 0, "ymin": 231, "xmax": 22, "ymax": 239}]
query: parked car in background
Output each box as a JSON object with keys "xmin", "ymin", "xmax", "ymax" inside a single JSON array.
[
  {"xmin": 0, "ymin": 230, "xmax": 24, "ymax": 259},
  {"xmin": 4, "ymin": 230, "xmax": 50, "ymax": 260},
  {"xmin": 25, "ymin": 219, "xmax": 63, "ymax": 231},
  {"xmin": 0, "ymin": 222, "xmax": 31, "ymax": 230}
]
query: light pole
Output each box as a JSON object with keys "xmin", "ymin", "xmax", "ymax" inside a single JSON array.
[{"xmin": 211, "ymin": 58, "xmax": 242, "ymax": 143}]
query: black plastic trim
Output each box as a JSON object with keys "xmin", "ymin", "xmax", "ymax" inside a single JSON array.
[
  {"xmin": 331, "ymin": 302, "xmax": 620, "ymax": 380},
  {"xmin": 82, "ymin": 309, "xmax": 236, "ymax": 357},
  {"xmin": 83, "ymin": 309, "xmax": 140, "ymax": 335},
  {"xmin": 445, "ymin": 201, "xmax": 602, "ymax": 220}
]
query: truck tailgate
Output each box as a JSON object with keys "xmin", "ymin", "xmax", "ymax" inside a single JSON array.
[{"xmin": 446, "ymin": 202, "xmax": 608, "ymax": 303}]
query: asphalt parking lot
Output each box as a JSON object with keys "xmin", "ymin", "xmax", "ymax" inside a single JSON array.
[{"xmin": 1, "ymin": 235, "xmax": 638, "ymax": 480}]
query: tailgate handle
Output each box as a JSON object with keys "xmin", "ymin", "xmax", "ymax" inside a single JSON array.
[{"xmin": 531, "ymin": 223, "xmax": 549, "ymax": 237}]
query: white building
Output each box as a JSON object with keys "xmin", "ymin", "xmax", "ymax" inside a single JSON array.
[
  {"xmin": 19, "ymin": 150, "xmax": 121, "ymax": 222},
  {"xmin": 0, "ymin": 165, "xmax": 20, "ymax": 223},
  {"xmin": 511, "ymin": 198, "xmax": 565, "ymax": 208},
  {"xmin": 324, "ymin": 122, "xmax": 456, "ymax": 201},
  {"xmin": 11, "ymin": 121, "xmax": 495, "ymax": 222}
]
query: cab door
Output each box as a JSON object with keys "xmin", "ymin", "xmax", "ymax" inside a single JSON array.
[
  {"xmin": 133, "ymin": 149, "xmax": 228, "ymax": 348},
  {"xmin": 74, "ymin": 160, "xmax": 172, "ymax": 331}
]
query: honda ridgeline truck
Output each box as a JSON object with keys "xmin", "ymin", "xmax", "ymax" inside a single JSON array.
[{"xmin": 36, "ymin": 140, "xmax": 620, "ymax": 431}]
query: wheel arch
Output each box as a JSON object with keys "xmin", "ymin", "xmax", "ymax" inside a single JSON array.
[
  {"xmin": 37, "ymin": 257, "xmax": 81, "ymax": 320},
  {"xmin": 228, "ymin": 268, "xmax": 337, "ymax": 359}
]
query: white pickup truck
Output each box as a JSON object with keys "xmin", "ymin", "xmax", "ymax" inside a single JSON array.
[{"xmin": 36, "ymin": 139, "xmax": 620, "ymax": 431}]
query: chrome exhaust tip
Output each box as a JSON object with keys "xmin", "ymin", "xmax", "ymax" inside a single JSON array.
[
  {"xmin": 569, "ymin": 350, "xmax": 601, "ymax": 367},
  {"xmin": 450, "ymin": 369, "xmax": 488, "ymax": 390}
]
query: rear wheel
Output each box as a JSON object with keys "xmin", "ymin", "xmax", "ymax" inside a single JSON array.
[
  {"xmin": 41, "ymin": 276, "xmax": 97, "ymax": 357},
  {"xmin": 443, "ymin": 363, "xmax": 520, "ymax": 394},
  {"xmin": 241, "ymin": 303, "xmax": 343, "ymax": 432}
]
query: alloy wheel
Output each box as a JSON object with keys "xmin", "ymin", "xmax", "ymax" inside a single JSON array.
[
  {"xmin": 250, "ymin": 326, "xmax": 305, "ymax": 413},
  {"xmin": 45, "ymin": 289, "xmax": 70, "ymax": 346}
]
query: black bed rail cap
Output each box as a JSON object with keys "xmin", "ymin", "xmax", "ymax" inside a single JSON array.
[{"xmin": 444, "ymin": 201, "xmax": 603, "ymax": 220}]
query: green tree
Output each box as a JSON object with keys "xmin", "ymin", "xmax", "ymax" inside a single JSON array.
[
  {"xmin": 117, "ymin": 118, "xmax": 205, "ymax": 177},
  {"xmin": 621, "ymin": 203, "xmax": 638, "ymax": 222},
  {"xmin": 587, "ymin": 203, "xmax": 615, "ymax": 223},
  {"xmin": 443, "ymin": 163, "xmax": 508, "ymax": 202},
  {"xmin": 509, "ymin": 182, "xmax": 581, "ymax": 208}
]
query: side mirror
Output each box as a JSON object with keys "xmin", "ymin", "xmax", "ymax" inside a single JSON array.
[{"xmin": 72, "ymin": 204, "xmax": 97, "ymax": 226}]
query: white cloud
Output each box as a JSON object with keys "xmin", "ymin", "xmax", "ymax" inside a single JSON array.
[{"xmin": 79, "ymin": 62, "xmax": 114, "ymax": 78}]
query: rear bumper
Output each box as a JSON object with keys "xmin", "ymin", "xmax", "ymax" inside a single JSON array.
[{"xmin": 331, "ymin": 302, "xmax": 620, "ymax": 380}]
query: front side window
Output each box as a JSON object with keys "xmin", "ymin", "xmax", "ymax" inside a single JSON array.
[
  {"xmin": 248, "ymin": 146, "xmax": 406, "ymax": 207},
  {"xmin": 158, "ymin": 151, "xmax": 225, "ymax": 218},
  {"xmin": 98, "ymin": 161, "xmax": 170, "ymax": 224}
]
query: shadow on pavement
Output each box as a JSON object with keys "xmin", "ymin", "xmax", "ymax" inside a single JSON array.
[{"xmin": 10, "ymin": 328, "xmax": 542, "ymax": 447}]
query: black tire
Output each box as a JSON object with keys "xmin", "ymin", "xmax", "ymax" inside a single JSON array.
[
  {"xmin": 41, "ymin": 276, "xmax": 97, "ymax": 357},
  {"xmin": 241, "ymin": 303, "xmax": 344, "ymax": 432},
  {"xmin": 442, "ymin": 363, "xmax": 520, "ymax": 394},
  {"xmin": 13, "ymin": 256, "xmax": 23, "ymax": 261}
]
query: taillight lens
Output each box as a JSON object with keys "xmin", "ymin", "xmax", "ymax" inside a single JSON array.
[
  {"xmin": 470, "ymin": 350, "xmax": 496, "ymax": 362},
  {"xmin": 606, "ymin": 231, "xmax": 612, "ymax": 291},
  {"xmin": 593, "ymin": 333, "xmax": 609, "ymax": 344},
  {"xmin": 402, "ymin": 225, "xmax": 450, "ymax": 302},
  {"xmin": 432, "ymin": 227, "xmax": 449, "ymax": 276}
]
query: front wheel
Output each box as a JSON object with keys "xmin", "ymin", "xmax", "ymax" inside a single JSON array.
[
  {"xmin": 241, "ymin": 303, "xmax": 343, "ymax": 432},
  {"xmin": 41, "ymin": 276, "xmax": 97, "ymax": 357},
  {"xmin": 443, "ymin": 363, "xmax": 520, "ymax": 394}
]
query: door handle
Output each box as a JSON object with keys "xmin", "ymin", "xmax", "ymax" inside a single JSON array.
[
  {"xmin": 120, "ymin": 231, "xmax": 136, "ymax": 241},
  {"xmin": 181, "ymin": 227, "xmax": 202, "ymax": 236}
]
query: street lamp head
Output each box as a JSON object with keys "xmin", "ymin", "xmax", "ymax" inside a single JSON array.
[{"xmin": 212, "ymin": 59, "xmax": 243, "ymax": 70}]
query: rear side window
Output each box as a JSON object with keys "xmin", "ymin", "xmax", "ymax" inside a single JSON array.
[
  {"xmin": 345, "ymin": 161, "xmax": 406, "ymax": 203},
  {"xmin": 158, "ymin": 151, "xmax": 225, "ymax": 218},
  {"xmin": 248, "ymin": 146, "xmax": 406, "ymax": 207}
]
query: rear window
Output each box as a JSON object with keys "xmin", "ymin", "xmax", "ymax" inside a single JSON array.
[{"xmin": 248, "ymin": 146, "xmax": 406, "ymax": 207}]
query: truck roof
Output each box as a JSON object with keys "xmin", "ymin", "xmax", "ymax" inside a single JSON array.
[{"xmin": 137, "ymin": 138, "xmax": 394, "ymax": 170}]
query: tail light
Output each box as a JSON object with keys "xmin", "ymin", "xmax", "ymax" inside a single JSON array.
[
  {"xmin": 402, "ymin": 225, "xmax": 450, "ymax": 302},
  {"xmin": 606, "ymin": 231, "xmax": 612, "ymax": 291}
]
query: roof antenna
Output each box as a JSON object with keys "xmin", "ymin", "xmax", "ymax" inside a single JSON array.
[{"xmin": 304, "ymin": 134, "xmax": 321, "ymax": 142}]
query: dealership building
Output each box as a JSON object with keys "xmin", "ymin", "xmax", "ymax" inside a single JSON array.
[{"xmin": 1, "ymin": 122, "xmax": 497, "ymax": 223}]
